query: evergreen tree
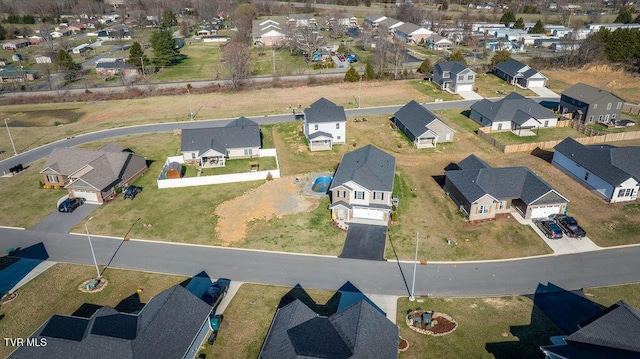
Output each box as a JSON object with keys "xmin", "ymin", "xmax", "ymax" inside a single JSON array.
[
  {"xmin": 150, "ymin": 30, "xmax": 178, "ymax": 67},
  {"xmin": 450, "ymin": 50, "xmax": 466, "ymax": 64},
  {"xmin": 512, "ymin": 18, "xmax": 525, "ymax": 30},
  {"xmin": 440, "ymin": 0, "xmax": 449, "ymax": 11},
  {"xmin": 160, "ymin": 11, "xmax": 177, "ymax": 28},
  {"xmin": 344, "ymin": 66, "xmax": 360, "ymax": 82},
  {"xmin": 615, "ymin": 8, "xmax": 633, "ymax": 24},
  {"xmin": 128, "ymin": 41, "xmax": 149, "ymax": 68},
  {"xmin": 364, "ymin": 62, "xmax": 376, "ymax": 80},
  {"xmin": 635, "ymin": 14, "xmax": 640, "ymax": 23},
  {"xmin": 417, "ymin": 57, "xmax": 432, "ymax": 74},
  {"xmin": 0, "ymin": 24, "xmax": 5, "ymax": 41},
  {"xmin": 490, "ymin": 50, "xmax": 511, "ymax": 69},
  {"xmin": 500, "ymin": 11, "xmax": 516, "ymax": 25},
  {"xmin": 54, "ymin": 49, "xmax": 80, "ymax": 81},
  {"xmin": 530, "ymin": 20, "xmax": 546, "ymax": 34}
]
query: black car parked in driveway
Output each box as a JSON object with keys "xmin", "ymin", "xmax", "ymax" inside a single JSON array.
[
  {"xmin": 551, "ymin": 215, "xmax": 587, "ymax": 238},
  {"xmin": 203, "ymin": 278, "xmax": 230, "ymax": 309},
  {"xmin": 58, "ymin": 197, "xmax": 85, "ymax": 213},
  {"xmin": 123, "ymin": 185, "xmax": 142, "ymax": 199},
  {"xmin": 535, "ymin": 219, "xmax": 564, "ymax": 239}
]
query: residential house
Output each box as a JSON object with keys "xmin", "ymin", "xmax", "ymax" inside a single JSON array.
[
  {"xmin": 363, "ymin": 15, "xmax": 387, "ymax": 28},
  {"xmin": 0, "ymin": 66, "xmax": 38, "ymax": 82},
  {"xmin": 494, "ymin": 59, "xmax": 548, "ymax": 88},
  {"xmin": 28, "ymin": 35, "xmax": 44, "ymax": 45},
  {"xmin": 34, "ymin": 54, "xmax": 54, "ymax": 64},
  {"xmin": 97, "ymin": 28, "xmax": 131, "ymax": 41},
  {"xmin": 252, "ymin": 19, "xmax": 286, "ymax": 46},
  {"xmin": 329, "ymin": 145, "xmax": 396, "ymax": 228},
  {"xmin": 2, "ymin": 40, "xmax": 29, "ymax": 50},
  {"xmin": 393, "ymin": 100, "xmax": 455, "ymax": 148},
  {"xmin": 444, "ymin": 154, "xmax": 569, "ymax": 220},
  {"xmin": 326, "ymin": 14, "xmax": 358, "ymax": 28},
  {"xmin": 540, "ymin": 301, "xmax": 640, "ymax": 359},
  {"xmin": 481, "ymin": 39, "xmax": 525, "ymax": 53},
  {"xmin": 40, "ymin": 143, "xmax": 148, "ymax": 204},
  {"xmin": 425, "ymin": 34, "xmax": 454, "ymax": 50},
  {"xmin": 303, "ymin": 98, "xmax": 347, "ymax": 151},
  {"xmin": 197, "ymin": 28, "xmax": 216, "ymax": 36},
  {"xmin": 432, "ymin": 61, "xmax": 476, "ymax": 93},
  {"xmin": 377, "ymin": 17, "xmax": 404, "ymax": 34},
  {"xmin": 394, "ymin": 22, "xmax": 433, "ymax": 44},
  {"xmin": 50, "ymin": 29, "xmax": 71, "ymax": 38},
  {"xmin": 181, "ymin": 117, "xmax": 262, "ymax": 168},
  {"xmin": 552, "ymin": 137, "xmax": 639, "ymax": 203},
  {"xmin": 469, "ymin": 92, "xmax": 558, "ymax": 134},
  {"xmin": 286, "ymin": 13, "xmax": 317, "ymax": 27},
  {"xmin": 259, "ymin": 282, "xmax": 399, "ymax": 359},
  {"xmin": 95, "ymin": 61, "xmax": 139, "ymax": 77},
  {"xmin": 558, "ymin": 83, "xmax": 625, "ymax": 124},
  {"xmin": 72, "ymin": 43, "xmax": 92, "ymax": 54},
  {"xmin": 9, "ymin": 284, "xmax": 213, "ymax": 359}
]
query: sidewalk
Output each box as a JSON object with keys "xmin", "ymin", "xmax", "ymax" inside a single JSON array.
[{"xmin": 529, "ymin": 87, "xmax": 560, "ymax": 98}]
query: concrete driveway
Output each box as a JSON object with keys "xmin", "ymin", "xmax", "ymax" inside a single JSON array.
[
  {"xmin": 529, "ymin": 87, "xmax": 560, "ymax": 98},
  {"xmin": 458, "ymin": 91, "xmax": 484, "ymax": 100},
  {"xmin": 29, "ymin": 203, "xmax": 100, "ymax": 234}
]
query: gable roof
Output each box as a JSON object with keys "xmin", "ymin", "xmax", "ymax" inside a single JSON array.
[
  {"xmin": 554, "ymin": 137, "xmax": 640, "ymax": 186},
  {"xmin": 561, "ymin": 83, "xmax": 625, "ymax": 104},
  {"xmin": 494, "ymin": 59, "xmax": 527, "ymax": 76},
  {"xmin": 434, "ymin": 61, "xmax": 473, "ymax": 77},
  {"xmin": 181, "ymin": 117, "xmax": 261, "ymax": 155},
  {"xmin": 445, "ymin": 155, "xmax": 568, "ymax": 204},
  {"xmin": 330, "ymin": 145, "xmax": 396, "ymax": 192},
  {"xmin": 470, "ymin": 92, "xmax": 556, "ymax": 123},
  {"xmin": 394, "ymin": 100, "xmax": 453, "ymax": 139},
  {"xmin": 10, "ymin": 285, "xmax": 212, "ymax": 359},
  {"xmin": 395, "ymin": 22, "xmax": 423, "ymax": 35},
  {"xmin": 304, "ymin": 97, "xmax": 347, "ymax": 124}
]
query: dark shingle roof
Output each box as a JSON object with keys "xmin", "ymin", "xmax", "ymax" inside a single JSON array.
[
  {"xmin": 330, "ymin": 145, "xmax": 396, "ymax": 192},
  {"xmin": 494, "ymin": 59, "xmax": 527, "ymax": 77},
  {"xmin": 457, "ymin": 154, "xmax": 490, "ymax": 170},
  {"xmin": 181, "ymin": 117, "xmax": 261, "ymax": 155},
  {"xmin": 434, "ymin": 61, "xmax": 470, "ymax": 76},
  {"xmin": 304, "ymin": 98, "xmax": 347, "ymax": 124},
  {"xmin": 470, "ymin": 92, "xmax": 556, "ymax": 123},
  {"xmin": 561, "ymin": 83, "xmax": 625, "ymax": 104},
  {"xmin": 554, "ymin": 137, "xmax": 640, "ymax": 186},
  {"xmin": 445, "ymin": 154, "xmax": 567, "ymax": 204},
  {"xmin": 394, "ymin": 100, "xmax": 441, "ymax": 139}
]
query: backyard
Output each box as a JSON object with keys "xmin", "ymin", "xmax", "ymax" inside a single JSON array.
[
  {"xmin": 473, "ymin": 73, "xmax": 536, "ymax": 99},
  {"xmin": 488, "ymin": 126, "xmax": 584, "ymax": 145}
]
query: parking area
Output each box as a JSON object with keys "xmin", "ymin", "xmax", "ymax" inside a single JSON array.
[{"xmin": 29, "ymin": 203, "xmax": 99, "ymax": 234}]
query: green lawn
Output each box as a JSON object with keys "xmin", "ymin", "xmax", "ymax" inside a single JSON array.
[
  {"xmin": 433, "ymin": 109, "xmax": 481, "ymax": 133},
  {"xmin": 489, "ymin": 126, "xmax": 584, "ymax": 145},
  {"xmin": 198, "ymin": 156, "xmax": 277, "ymax": 176},
  {"xmin": 153, "ymin": 43, "xmax": 222, "ymax": 82},
  {"xmin": 252, "ymin": 48, "xmax": 308, "ymax": 77},
  {"xmin": 407, "ymin": 80, "xmax": 462, "ymax": 102},
  {"xmin": 474, "ymin": 73, "xmax": 536, "ymax": 98}
]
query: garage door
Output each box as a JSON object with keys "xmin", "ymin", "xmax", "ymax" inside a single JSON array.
[
  {"xmin": 530, "ymin": 205, "xmax": 561, "ymax": 219},
  {"xmin": 352, "ymin": 207, "xmax": 385, "ymax": 220},
  {"xmin": 72, "ymin": 190, "xmax": 99, "ymax": 203},
  {"xmin": 455, "ymin": 84, "xmax": 473, "ymax": 92},
  {"xmin": 527, "ymin": 79, "xmax": 545, "ymax": 88}
]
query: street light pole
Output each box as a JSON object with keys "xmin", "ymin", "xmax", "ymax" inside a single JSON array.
[
  {"xmin": 4, "ymin": 118, "xmax": 17, "ymax": 156},
  {"xmin": 187, "ymin": 87, "xmax": 194, "ymax": 120},
  {"xmin": 409, "ymin": 231, "xmax": 419, "ymax": 301},
  {"xmin": 85, "ymin": 217, "xmax": 101, "ymax": 278}
]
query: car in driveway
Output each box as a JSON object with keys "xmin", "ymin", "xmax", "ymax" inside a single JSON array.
[
  {"xmin": 551, "ymin": 215, "xmax": 587, "ymax": 238},
  {"xmin": 58, "ymin": 197, "xmax": 85, "ymax": 213},
  {"xmin": 123, "ymin": 185, "xmax": 142, "ymax": 199},
  {"xmin": 203, "ymin": 278, "xmax": 230, "ymax": 309},
  {"xmin": 207, "ymin": 314, "xmax": 224, "ymax": 344},
  {"xmin": 535, "ymin": 219, "xmax": 564, "ymax": 239}
]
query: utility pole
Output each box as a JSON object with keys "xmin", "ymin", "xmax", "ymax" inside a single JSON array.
[
  {"xmin": 85, "ymin": 217, "xmax": 101, "ymax": 279},
  {"xmin": 4, "ymin": 118, "xmax": 17, "ymax": 156},
  {"xmin": 409, "ymin": 232, "xmax": 419, "ymax": 301},
  {"xmin": 358, "ymin": 75, "xmax": 361, "ymax": 108},
  {"xmin": 187, "ymin": 87, "xmax": 194, "ymax": 120},
  {"xmin": 140, "ymin": 56, "xmax": 145, "ymax": 78}
]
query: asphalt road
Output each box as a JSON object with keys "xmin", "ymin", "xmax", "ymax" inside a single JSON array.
[{"xmin": 2, "ymin": 228, "xmax": 640, "ymax": 297}]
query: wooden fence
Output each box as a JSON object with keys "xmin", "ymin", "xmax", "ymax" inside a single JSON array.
[{"xmin": 622, "ymin": 103, "xmax": 640, "ymax": 115}]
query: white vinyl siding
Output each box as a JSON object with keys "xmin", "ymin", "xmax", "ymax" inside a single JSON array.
[{"xmin": 354, "ymin": 191, "xmax": 365, "ymax": 200}]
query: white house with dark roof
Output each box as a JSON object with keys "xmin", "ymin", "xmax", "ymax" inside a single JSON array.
[
  {"xmin": 432, "ymin": 61, "xmax": 476, "ymax": 93},
  {"xmin": 444, "ymin": 154, "xmax": 569, "ymax": 220},
  {"xmin": 394, "ymin": 22, "xmax": 433, "ymax": 44},
  {"xmin": 393, "ymin": 100, "xmax": 455, "ymax": 148},
  {"xmin": 553, "ymin": 137, "xmax": 639, "ymax": 203},
  {"xmin": 329, "ymin": 145, "xmax": 396, "ymax": 228},
  {"xmin": 181, "ymin": 117, "xmax": 261, "ymax": 168},
  {"xmin": 494, "ymin": 59, "xmax": 547, "ymax": 88},
  {"xmin": 425, "ymin": 34, "xmax": 454, "ymax": 50},
  {"xmin": 303, "ymin": 98, "xmax": 347, "ymax": 151},
  {"xmin": 470, "ymin": 92, "xmax": 558, "ymax": 134},
  {"xmin": 252, "ymin": 19, "xmax": 287, "ymax": 46}
]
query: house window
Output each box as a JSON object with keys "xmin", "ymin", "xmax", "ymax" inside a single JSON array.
[
  {"xmin": 606, "ymin": 102, "xmax": 612, "ymax": 110},
  {"xmin": 618, "ymin": 188, "xmax": 635, "ymax": 197},
  {"xmin": 498, "ymin": 201, "xmax": 505, "ymax": 210},
  {"xmin": 314, "ymin": 124, "xmax": 318, "ymax": 130},
  {"xmin": 373, "ymin": 191, "xmax": 384, "ymax": 200},
  {"xmin": 497, "ymin": 123, "xmax": 503, "ymax": 130},
  {"xmin": 478, "ymin": 205, "xmax": 489, "ymax": 214},
  {"xmin": 544, "ymin": 120, "xmax": 549, "ymax": 127},
  {"xmin": 458, "ymin": 75, "xmax": 464, "ymax": 81},
  {"xmin": 354, "ymin": 191, "xmax": 365, "ymax": 200},
  {"xmin": 337, "ymin": 190, "xmax": 346, "ymax": 198},
  {"xmin": 46, "ymin": 174, "xmax": 58, "ymax": 183},
  {"xmin": 589, "ymin": 116, "xmax": 594, "ymax": 122},
  {"xmin": 598, "ymin": 115, "xmax": 604, "ymax": 122},
  {"xmin": 467, "ymin": 75, "xmax": 474, "ymax": 80},
  {"xmin": 584, "ymin": 172, "xmax": 589, "ymax": 181},
  {"xmin": 616, "ymin": 102, "xmax": 622, "ymax": 109},
  {"xmin": 593, "ymin": 104, "xmax": 597, "ymax": 109},
  {"xmin": 337, "ymin": 136, "xmax": 341, "ymax": 140},
  {"xmin": 244, "ymin": 148, "xmax": 253, "ymax": 156},
  {"xmin": 336, "ymin": 123, "xmax": 340, "ymax": 129},
  {"xmin": 612, "ymin": 114, "xmax": 616, "ymax": 119},
  {"xmin": 191, "ymin": 153, "xmax": 196, "ymax": 159}
]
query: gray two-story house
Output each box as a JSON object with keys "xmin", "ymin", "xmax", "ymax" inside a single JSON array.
[
  {"xmin": 432, "ymin": 61, "xmax": 475, "ymax": 93},
  {"xmin": 558, "ymin": 83, "xmax": 625, "ymax": 124}
]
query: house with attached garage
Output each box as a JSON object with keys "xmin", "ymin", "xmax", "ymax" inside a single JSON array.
[
  {"xmin": 181, "ymin": 117, "xmax": 262, "ymax": 168},
  {"xmin": 252, "ymin": 19, "xmax": 287, "ymax": 46},
  {"xmin": 394, "ymin": 22, "xmax": 433, "ymax": 44},
  {"xmin": 432, "ymin": 61, "xmax": 476, "ymax": 93},
  {"xmin": 39, "ymin": 143, "xmax": 148, "ymax": 204},
  {"xmin": 469, "ymin": 92, "xmax": 558, "ymax": 135},
  {"xmin": 303, "ymin": 97, "xmax": 347, "ymax": 151},
  {"xmin": 393, "ymin": 100, "xmax": 455, "ymax": 148},
  {"xmin": 444, "ymin": 154, "xmax": 569, "ymax": 221},
  {"xmin": 552, "ymin": 137, "xmax": 639, "ymax": 203},
  {"xmin": 329, "ymin": 145, "xmax": 396, "ymax": 229},
  {"xmin": 494, "ymin": 59, "xmax": 548, "ymax": 88},
  {"xmin": 558, "ymin": 83, "xmax": 625, "ymax": 124}
]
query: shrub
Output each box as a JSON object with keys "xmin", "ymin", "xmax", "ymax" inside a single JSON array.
[{"xmin": 266, "ymin": 172, "xmax": 273, "ymax": 181}]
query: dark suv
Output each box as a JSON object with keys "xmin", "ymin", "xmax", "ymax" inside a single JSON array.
[
  {"xmin": 58, "ymin": 197, "xmax": 85, "ymax": 213},
  {"xmin": 203, "ymin": 278, "xmax": 230, "ymax": 309},
  {"xmin": 123, "ymin": 186, "xmax": 142, "ymax": 200},
  {"xmin": 535, "ymin": 219, "xmax": 564, "ymax": 239}
]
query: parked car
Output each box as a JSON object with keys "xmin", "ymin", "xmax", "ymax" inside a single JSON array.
[
  {"xmin": 552, "ymin": 215, "xmax": 587, "ymax": 238},
  {"xmin": 123, "ymin": 185, "xmax": 142, "ymax": 199},
  {"xmin": 535, "ymin": 219, "xmax": 564, "ymax": 239},
  {"xmin": 346, "ymin": 54, "xmax": 357, "ymax": 63},
  {"xmin": 58, "ymin": 197, "xmax": 85, "ymax": 213},
  {"xmin": 203, "ymin": 278, "xmax": 230, "ymax": 309}
]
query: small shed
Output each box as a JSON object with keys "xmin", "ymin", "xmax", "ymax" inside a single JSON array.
[{"xmin": 165, "ymin": 162, "xmax": 182, "ymax": 179}]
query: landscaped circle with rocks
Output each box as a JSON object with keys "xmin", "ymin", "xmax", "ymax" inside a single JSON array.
[{"xmin": 406, "ymin": 309, "xmax": 458, "ymax": 336}]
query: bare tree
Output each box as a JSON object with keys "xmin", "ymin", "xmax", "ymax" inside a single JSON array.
[
  {"xmin": 291, "ymin": 26, "xmax": 326, "ymax": 65},
  {"xmin": 221, "ymin": 41, "xmax": 252, "ymax": 88},
  {"xmin": 396, "ymin": 3, "xmax": 426, "ymax": 24}
]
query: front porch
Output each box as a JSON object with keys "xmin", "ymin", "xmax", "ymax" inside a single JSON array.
[{"xmin": 200, "ymin": 155, "xmax": 225, "ymax": 168}]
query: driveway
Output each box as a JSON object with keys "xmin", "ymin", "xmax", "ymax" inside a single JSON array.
[
  {"xmin": 457, "ymin": 91, "xmax": 484, "ymax": 100},
  {"xmin": 530, "ymin": 87, "xmax": 560, "ymax": 98},
  {"xmin": 339, "ymin": 223, "xmax": 387, "ymax": 261},
  {"xmin": 29, "ymin": 203, "xmax": 100, "ymax": 234}
]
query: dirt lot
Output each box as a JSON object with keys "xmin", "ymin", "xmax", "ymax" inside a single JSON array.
[{"xmin": 545, "ymin": 65, "xmax": 640, "ymax": 104}]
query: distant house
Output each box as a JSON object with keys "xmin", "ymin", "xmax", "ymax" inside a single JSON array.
[
  {"xmin": 469, "ymin": 92, "xmax": 558, "ymax": 134},
  {"xmin": 541, "ymin": 301, "xmax": 640, "ymax": 359},
  {"xmin": 425, "ymin": 34, "xmax": 454, "ymax": 50},
  {"xmin": 432, "ymin": 61, "xmax": 476, "ymax": 93},
  {"xmin": 259, "ymin": 282, "xmax": 399, "ymax": 359},
  {"xmin": 197, "ymin": 28, "xmax": 216, "ymax": 36},
  {"xmin": 444, "ymin": 154, "xmax": 569, "ymax": 220},
  {"xmin": 2, "ymin": 40, "xmax": 29, "ymax": 50},
  {"xmin": 329, "ymin": 145, "xmax": 396, "ymax": 228},
  {"xmin": 72, "ymin": 43, "xmax": 92, "ymax": 54},
  {"xmin": 394, "ymin": 22, "xmax": 433, "ymax": 44},
  {"xmin": 552, "ymin": 137, "xmax": 639, "ymax": 203},
  {"xmin": 393, "ymin": 100, "xmax": 455, "ymax": 148},
  {"xmin": 558, "ymin": 83, "xmax": 625, "ymax": 124},
  {"xmin": 494, "ymin": 59, "xmax": 547, "ymax": 88},
  {"xmin": 97, "ymin": 28, "xmax": 131, "ymax": 41},
  {"xmin": 50, "ymin": 29, "xmax": 71, "ymax": 38},
  {"xmin": 34, "ymin": 54, "xmax": 54, "ymax": 64},
  {"xmin": 9, "ymin": 284, "xmax": 213, "ymax": 359},
  {"xmin": 40, "ymin": 143, "xmax": 148, "ymax": 204},
  {"xmin": 0, "ymin": 66, "xmax": 38, "ymax": 82},
  {"xmin": 181, "ymin": 117, "xmax": 262, "ymax": 168},
  {"xmin": 303, "ymin": 98, "xmax": 347, "ymax": 151},
  {"xmin": 377, "ymin": 17, "xmax": 404, "ymax": 34},
  {"xmin": 363, "ymin": 15, "xmax": 387, "ymax": 28},
  {"xmin": 95, "ymin": 61, "xmax": 139, "ymax": 77},
  {"xmin": 252, "ymin": 19, "xmax": 286, "ymax": 46}
]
